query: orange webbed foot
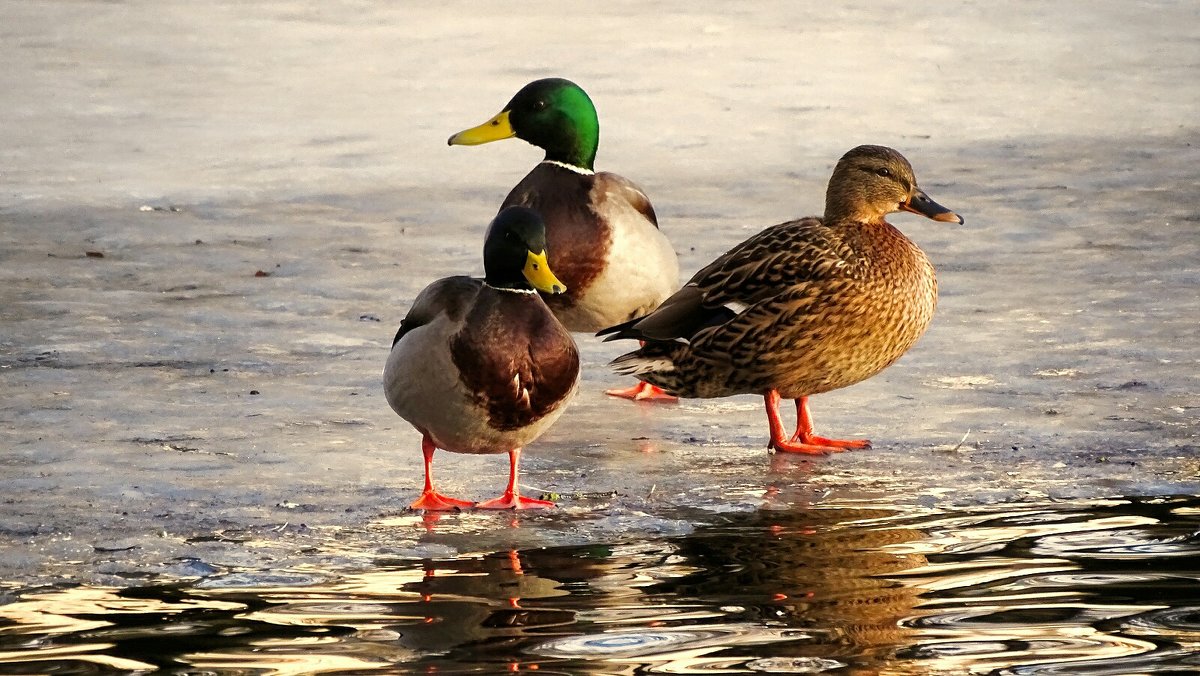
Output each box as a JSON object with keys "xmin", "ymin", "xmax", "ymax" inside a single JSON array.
[
  {"xmin": 604, "ymin": 381, "xmax": 678, "ymax": 402},
  {"xmin": 475, "ymin": 492, "xmax": 556, "ymax": 510},
  {"xmin": 769, "ymin": 439, "xmax": 835, "ymax": 455},
  {"xmin": 788, "ymin": 434, "xmax": 872, "ymax": 452},
  {"xmin": 409, "ymin": 491, "xmax": 475, "ymax": 511},
  {"xmin": 763, "ymin": 393, "xmax": 872, "ymax": 455}
]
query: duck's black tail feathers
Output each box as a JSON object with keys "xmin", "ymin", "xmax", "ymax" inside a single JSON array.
[{"xmin": 596, "ymin": 315, "xmax": 643, "ymax": 342}]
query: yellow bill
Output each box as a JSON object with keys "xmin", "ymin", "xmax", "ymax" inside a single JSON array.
[
  {"xmin": 523, "ymin": 250, "xmax": 566, "ymax": 294},
  {"xmin": 447, "ymin": 110, "xmax": 515, "ymax": 146}
]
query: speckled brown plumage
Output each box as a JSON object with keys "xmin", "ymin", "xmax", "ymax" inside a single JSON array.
[{"xmin": 600, "ymin": 145, "xmax": 963, "ymax": 454}]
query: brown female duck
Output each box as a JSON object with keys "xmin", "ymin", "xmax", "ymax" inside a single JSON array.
[
  {"xmin": 448, "ymin": 78, "xmax": 679, "ymax": 401},
  {"xmin": 598, "ymin": 145, "xmax": 963, "ymax": 454}
]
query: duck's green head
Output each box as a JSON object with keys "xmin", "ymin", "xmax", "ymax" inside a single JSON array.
[
  {"xmin": 483, "ymin": 206, "xmax": 567, "ymax": 294},
  {"xmin": 448, "ymin": 78, "xmax": 600, "ymax": 171}
]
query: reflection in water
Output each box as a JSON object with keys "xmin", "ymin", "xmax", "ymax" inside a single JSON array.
[
  {"xmin": 1, "ymin": 497, "xmax": 1199, "ymax": 673},
  {"xmin": 891, "ymin": 496, "xmax": 1200, "ymax": 674}
]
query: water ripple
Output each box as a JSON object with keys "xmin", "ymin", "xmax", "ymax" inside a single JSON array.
[
  {"xmin": 528, "ymin": 625, "xmax": 796, "ymax": 659},
  {"xmin": 1, "ymin": 497, "xmax": 1199, "ymax": 674},
  {"xmin": 745, "ymin": 656, "xmax": 845, "ymax": 673},
  {"xmin": 1121, "ymin": 605, "xmax": 1200, "ymax": 638}
]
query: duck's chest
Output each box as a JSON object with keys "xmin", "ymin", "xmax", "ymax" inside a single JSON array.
[
  {"xmin": 852, "ymin": 227, "xmax": 938, "ymax": 331},
  {"xmin": 502, "ymin": 166, "xmax": 674, "ymax": 330},
  {"xmin": 502, "ymin": 166, "xmax": 609, "ymax": 300},
  {"xmin": 774, "ymin": 226, "xmax": 937, "ymax": 394}
]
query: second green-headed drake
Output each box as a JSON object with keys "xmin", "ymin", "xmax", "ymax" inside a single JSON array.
[
  {"xmin": 448, "ymin": 77, "xmax": 679, "ymax": 402},
  {"xmin": 384, "ymin": 206, "xmax": 580, "ymax": 510},
  {"xmin": 599, "ymin": 146, "xmax": 963, "ymax": 454}
]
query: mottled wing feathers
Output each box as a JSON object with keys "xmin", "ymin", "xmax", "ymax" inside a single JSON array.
[
  {"xmin": 392, "ymin": 276, "xmax": 481, "ymax": 346},
  {"xmin": 598, "ymin": 285, "xmax": 719, "ymax": 342},
  {"xmin": 601, "ymin": 218, "xmax": 856, "ymax": 343},
  {"xmin": 687, "ymin": 218, "xmax": 854, "ymax": 307}
]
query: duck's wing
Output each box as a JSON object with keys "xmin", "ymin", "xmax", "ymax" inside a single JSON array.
[
  {"xmin": 593, "ymin": 171, "xmax": 659, "ymax": 228},
  {"xmin": 392, "ymin": 276, "xmax": 481, "ymax": 347},
  {"xmin": 600, "ymin": 218, "xmax": 855, "ymax": 343}
]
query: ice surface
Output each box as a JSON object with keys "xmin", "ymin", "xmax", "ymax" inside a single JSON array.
[{"xmin": 1, "ymin": 1, "xmax": 1197, "ymax": 586}]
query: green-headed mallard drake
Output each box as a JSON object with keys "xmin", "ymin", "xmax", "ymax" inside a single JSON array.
[
  {"xmin": 384, "ymin": 206, "xmax": 580, "ymax": 509},
  {"xmin": 448, "ymin": 77, "xmax": 679, "ymax": 402},
  {"xmin": 598, "ymin": 145, "xmax": 963, "ymax": 454}
]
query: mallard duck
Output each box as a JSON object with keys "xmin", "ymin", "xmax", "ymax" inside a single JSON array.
[
  {"xmin": 448, "ymin": 77, "xmax": 679, "ymax": 402},
  {"xmin": 384, "ymin": 206, "xmax": 580, "ymax": 509},
  {"xmin": 598, "ymin": 145, "xmax": 963, "ymax": 454}
]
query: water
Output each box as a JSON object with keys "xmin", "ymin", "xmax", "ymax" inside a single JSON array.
[{"xmin": 3, "ymin": 496, "xmax": 1198, "ymax": 674}]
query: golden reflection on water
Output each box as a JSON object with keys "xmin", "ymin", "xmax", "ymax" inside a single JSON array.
[
  {"xmin": 155, "ymin": 509, "xmax": 930, "ymax": 673},
  {"xmin": 0, "ymin": 509, "xmax": 929, "ymax": 674},
  {"xmin": 887, "ymin": 502, "xmax": 1192, "ymax": 674},
  {"xmin": 184, "ymin": 650, "xmax": 394, "ymax": 676},
  {"xmin": 623, "ymin": 508, "xmax": 927, "ymax": 673},
  {"xmin": 0, "ymin": 643, "xmax": 157, "ymax": 672},
  {"xmin": 0, "ymin": 585, "xmax": 242, "ymax": 631},
  {"xmin": 2, "ymin": 497, "xmax": 1198, "ymax": 673},
  {"xmin": 0, "ymin": 586, "xmax": 241, "ymax": 671}
]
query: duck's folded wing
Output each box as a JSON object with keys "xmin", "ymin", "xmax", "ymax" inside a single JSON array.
[
  {"xmin": 594, "ymin": 171, "xmax": 658, "ymax": 228},
  {"xmin": 391, "ymin": 276, "xmax": 481, "ymax": 346},
  {"xmin": 600, "ymin": 218, "xmax": 855, "ymax": 343}
]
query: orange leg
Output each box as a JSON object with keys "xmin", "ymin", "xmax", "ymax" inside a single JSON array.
[
  {"xmin": 790, "ymin": 396, "xmax": 871, "ymax": 449},
  {"xmin": 409, "ymin": 436, "xmax": 475, "ymax": 511},
  {"xmin": 476, "ymin": 448, "xmax": 556, "ymax": 510},
  {"xmin": 604, "ymin": 380, "xmax": 678, "ymax": 402},
  {"xmin": 763, "ymin": 390, "xmax": 871, "ymax": 454}
]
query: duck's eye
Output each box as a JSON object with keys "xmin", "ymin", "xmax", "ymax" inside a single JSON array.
[
  {"xmin": 875, "ymin": 167, "xmax": 893, "ymax": 178},
  {"xmin": 532, "ymin": 99, "xmax": 547, "ymax": 112}
]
